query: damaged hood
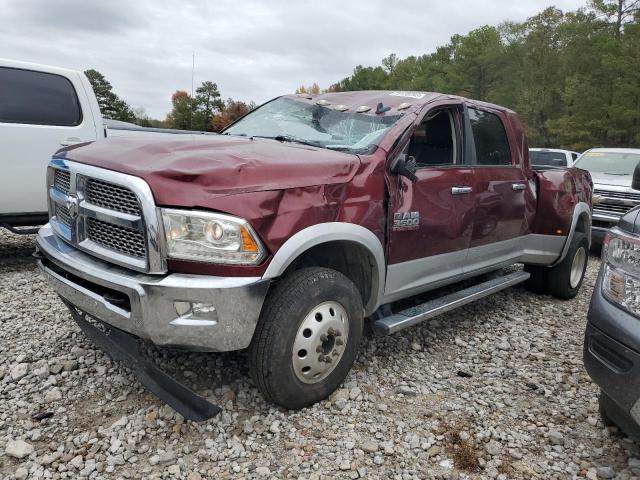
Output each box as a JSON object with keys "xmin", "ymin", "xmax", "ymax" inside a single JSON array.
[{"xmin": 57, "ymin": 134, "xmax": 360, "ymax": 206}]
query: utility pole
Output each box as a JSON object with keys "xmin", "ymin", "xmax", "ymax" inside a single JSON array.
[{"xmin": 190, "ymin": 53, "xmax": 195, "ymax": 130}]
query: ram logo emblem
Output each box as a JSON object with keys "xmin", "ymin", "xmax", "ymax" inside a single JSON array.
[
  {"xmin": 66, "ymin": 195, "xmax": 79, "ymax": 219},
  {"xmin": 393, "ymin": 211, "xmax": 420, "ymax": 230}
]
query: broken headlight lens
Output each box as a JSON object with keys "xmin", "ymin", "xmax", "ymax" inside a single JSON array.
[
  {"xmin": 602, "ymin": 228, "xmax": 640, "ymax": 317},
  {"xmin": 161, "ymin": 209, "xmax": 266, "ymax": 265}
]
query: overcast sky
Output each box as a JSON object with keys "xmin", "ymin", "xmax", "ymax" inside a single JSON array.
[{"xmin": 1, "ymin": 0, "xmax": 586, "ymax": 119}]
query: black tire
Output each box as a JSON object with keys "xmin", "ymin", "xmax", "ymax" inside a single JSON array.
[
  {"xmin": 599, "ymin": 391, "xmax": 617, "ymax": 428},
  {"xmin": 524, "ymin": 265, "xmax": 548, "ymax": 294},
  {"xmin": 248, "ymin": 267, "xmax": 364, "ymax": 410},
  {"xmin": 547, "ymin": 232, "xmax": 589, "ymax": 300}
]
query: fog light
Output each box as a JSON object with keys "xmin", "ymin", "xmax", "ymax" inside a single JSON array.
[
  {"xmin": 173, "ymin": 301, "xmax": 219, "ymax": 323},
  {"xmin": 174, "ymin": 301, "xmax": 192, "ymax": 316}
]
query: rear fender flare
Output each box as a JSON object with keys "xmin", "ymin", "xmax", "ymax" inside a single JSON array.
[{"xmin": 552, "ymin": 201, "xmax": 591, "ymax": 266}]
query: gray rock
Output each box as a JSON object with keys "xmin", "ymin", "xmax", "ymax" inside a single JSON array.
[
  {"xmin": 44, "ymin": 387, "xmax": 62, "ymax": 403},
  {"xmin": 62, "ymin": 359, "xmax": 78, "ymax": 371},
  {"xmin": 15, "ymin": 467, "xmax": 29, "ymax": 480},
  {"xmin": 486, "ymin": 440, "xmax": 501, "ymax": 456},
  {"xmin": 269, "ymin": 420, "xmax": 281, "ymax": 434},
  {"xmin": 396, "ymin": 386, "xmax": 417, "ymax": 396},
  {"xmin": 596, "ymin": 466, "xmax": 615, "ymax": 479},
  {"xmin": 256, "ymin": 466, "xmax": 271, "ymax": 476},
  {"xmin": 5, "ymin": 439, "xmax": 34, "ymax": 459},
  {"xmin": 69, "ymin": 454, "xmax": 84, "ymax": 469},
  {"xmin": 158, "ymin": 450, "xmax": 176, "ymax": 465},
  {"xmin": 548, "ymin": 430, "xmax": 564, "ymax": 445},
  {"xmin": 49, "ymin": 363, "xmax": 63, "ymax": 375},
  {"xmin": 362, "ymin": 440, "xmax": 379, "ymax": 453},
  {"xmin": 10, "ymin": 363, "xmax": 29, "ymax": 381}
]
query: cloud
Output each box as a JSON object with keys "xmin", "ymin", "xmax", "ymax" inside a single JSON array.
[{"xmin": 0, "ymin": 0, "xmax": 586, "ymax": 118}]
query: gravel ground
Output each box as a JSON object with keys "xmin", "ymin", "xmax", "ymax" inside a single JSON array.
[{"xmin": 1, "ymin": 228, "xmax": 639, "ymax": 480}]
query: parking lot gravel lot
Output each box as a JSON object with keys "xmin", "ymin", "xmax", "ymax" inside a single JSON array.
[{"xmin": 1, "ymin": 228, "xmax": 640, "ymax": 480}]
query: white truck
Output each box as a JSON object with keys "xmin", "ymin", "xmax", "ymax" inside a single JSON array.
[{"xmin": 0, "ymin": 59, "xmax": 208, "ymax": 233}]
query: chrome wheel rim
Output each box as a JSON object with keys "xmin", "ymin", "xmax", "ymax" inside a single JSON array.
[
  {"xmin": 570, "ymin": 247, "xmax": 587, "ymax": 288},
  {"xmin": 292, "ymin": 301, "xmax": 349, "ymax": 384}
]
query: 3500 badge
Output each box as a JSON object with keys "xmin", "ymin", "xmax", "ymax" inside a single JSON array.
[{"xmin": 393, "ymin": 211, "xmax": 420, "ymax": 230}]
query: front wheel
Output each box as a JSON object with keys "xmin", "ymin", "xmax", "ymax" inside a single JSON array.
[{"xmin": 248, "ymin": 267, "xmax": 364, "ymax": 410}]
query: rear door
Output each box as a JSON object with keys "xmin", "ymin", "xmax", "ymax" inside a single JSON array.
[
  {"xmin": 0, "ymin": 66, "xmax": 99, "ymax": 216},
  {"xmin": 384, "ymin": 102, "xmax": 476, "ymax": 302},
  {"xmin": 464, "ymin": 106, "xmax": 533, "ymax": 272}
]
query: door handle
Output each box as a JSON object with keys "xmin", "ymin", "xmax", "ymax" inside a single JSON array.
[
  {"xmin": 512, "ymin": 183, "xmax": 526, "ymax": 191},
  {"xmin": 451, "ymin": 186, "xmax": 473, "ymax": 195},
  {"xmin": 60, "ymin": 137, "xmax": 83, "ymax": 147}
]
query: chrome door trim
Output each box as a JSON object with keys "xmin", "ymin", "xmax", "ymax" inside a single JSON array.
[
  {"xmin": 383, "ymin": 233, "xmax": 568, "ymax": 304},
  {"xmin": 451, "ymin": 186, "xmax": 473, "ymax": 195}
]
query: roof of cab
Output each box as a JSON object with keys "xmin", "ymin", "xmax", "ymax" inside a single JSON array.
[{"xmin": 281, "ymin": 90, "xmax": 515, "ymax": 117}]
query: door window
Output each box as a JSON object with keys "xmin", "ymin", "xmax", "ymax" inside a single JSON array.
[
  {"xmin": 468, "ymin": 108, "xmax": 511, "ymax": 166},
  {"xmin": 0, "ymin": 67, "xmax": 82, "ymax": 126},
  {"xmin": 408, "ymin": 109, "xmax": 457, "ymax": 167}
]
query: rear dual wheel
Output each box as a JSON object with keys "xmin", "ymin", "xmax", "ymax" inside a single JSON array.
[
  {"xmin": 525, "ymin": 232, "xmax": 589, "ymax": 299},
  {"xmin": 248, "ymin": 267, "xmax": 363, "ymax": 410}
]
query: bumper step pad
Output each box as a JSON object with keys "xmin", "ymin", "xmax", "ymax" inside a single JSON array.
[{"xmin": 64, "ymin": 301, "xmax": 221, "ymax": 422}]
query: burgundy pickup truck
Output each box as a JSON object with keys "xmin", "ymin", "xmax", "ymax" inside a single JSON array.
[{"xmin": 36, "ymin": 91, "xmax": 592, "ymax": 419}]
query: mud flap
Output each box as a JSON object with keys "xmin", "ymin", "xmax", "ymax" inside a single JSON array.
[{"xmin": 63, "ymin": 301, "xmax": 222, "ymax": 422}]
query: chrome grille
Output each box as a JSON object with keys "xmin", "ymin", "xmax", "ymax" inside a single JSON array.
[
  {"xmin": 47, "ymin": 161, "xmax": 165, "ymax": 273},
  {"xmin": 594, "ymin": 189, "xmax": 640, "ymax": 202},
  {"xmin": 87, "ymin": 217, "xmax": 146, "ymax": 258},
  {"xmin": 593, "ymin": 188, "xmax": 640, "ymax": 218},
  {"xmin": 85, "ymin": 178, "xmax": 141, "ymax": 216},
  {"xmin": 594, "ymin": 204, "xmax": 632, "ymax": 216},
  {"xmin": 53, "ymin": 169, "xmax": 71, "ymax": 194},
  {"xmin": 55, "ymin": 204, "xmax": 72, "ymax": 227}
]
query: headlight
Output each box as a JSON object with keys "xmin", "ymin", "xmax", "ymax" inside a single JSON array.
[
  {"xmin": 602, "ymin": 228, "xmax": 640, "ymax": 317},
  {"xmin": 161, "ymin": 209, "xmax": 266, "ymax": 265}
]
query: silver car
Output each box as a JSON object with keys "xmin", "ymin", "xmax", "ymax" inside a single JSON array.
[{"xmin": 573, "ymin": 148, "xmax": 640, "ymax": 244}]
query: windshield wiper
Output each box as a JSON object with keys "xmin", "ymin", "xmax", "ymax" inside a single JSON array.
[
  {"xmin": 603, "ymin": 172, "xmax": 630, "ymax": 176},
  {"xmin": 252, "ymin": 135, "xmax": 324, "ymax": 148}
]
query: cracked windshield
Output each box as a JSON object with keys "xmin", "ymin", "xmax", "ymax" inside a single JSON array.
[{"xmin": 224, "ymin": 96, "xmax": 400, "ymax": 154}]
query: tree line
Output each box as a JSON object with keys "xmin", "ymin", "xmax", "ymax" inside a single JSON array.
[
  {"xmin": 86, "ymin": 0, "xmax": 638, "ymax": 147},
  {"xmin": 327, "ymin": 0, "xmax": 640, "ymax": 150},
  {"xmin": 84, "ymin": 70, "xmax": 254, "ymax": 132}
]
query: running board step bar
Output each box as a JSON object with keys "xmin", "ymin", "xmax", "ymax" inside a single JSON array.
[{"xmin": 372, "ymin": 271, "xmax": 530, "ymax": 336}]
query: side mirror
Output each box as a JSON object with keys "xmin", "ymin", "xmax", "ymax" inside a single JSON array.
[
  {"xmin": 633, "ymin": 162, "xmax": 640, "ymax": 191},
  {"xmin": 391, "ymin": 154, "xmax": 418, "ymax": 183}
]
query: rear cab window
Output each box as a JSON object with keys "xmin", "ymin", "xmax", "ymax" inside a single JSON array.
[
  {"xmin": 0, "ymin": 67, "xmax": 82, "ymax": 126},
  {"xmin": 468, "ymin": 108, "xmax": 512, "ymax": 166},
  {"xmin": 530, "ymin": 150, "xmax": 568, "ymax": 168}
]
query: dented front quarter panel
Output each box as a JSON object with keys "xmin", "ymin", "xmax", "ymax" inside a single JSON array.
[{"xmin": 167, "ymin": 150, "xmax": 389, "ymax": 276}]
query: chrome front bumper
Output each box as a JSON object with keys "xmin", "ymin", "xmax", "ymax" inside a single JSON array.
[{"xmin": 36, "ymin": 224, "xmax": 269, "ymax": 352}]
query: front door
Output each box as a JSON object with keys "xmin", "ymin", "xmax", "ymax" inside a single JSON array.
[{"xmin": 385, "ymin": 104, "xmax": 476, "ymax": 303}]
